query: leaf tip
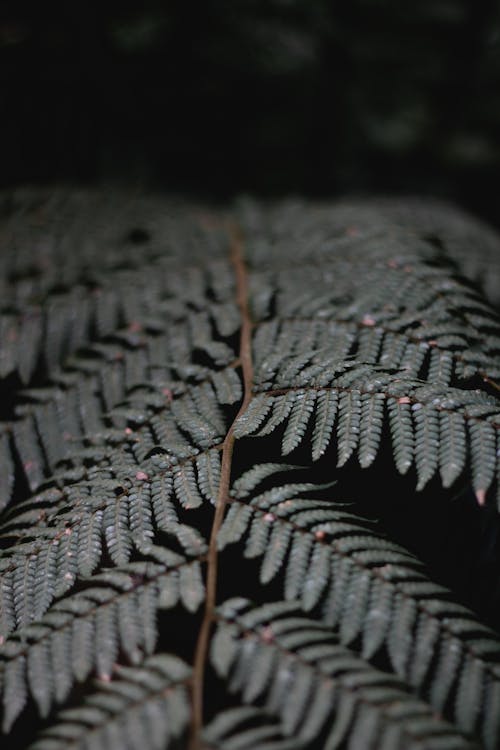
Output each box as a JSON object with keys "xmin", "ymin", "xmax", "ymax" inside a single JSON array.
[{"xmin": 475, "ymin": 488, "xmax": 487, "ymax": 506}]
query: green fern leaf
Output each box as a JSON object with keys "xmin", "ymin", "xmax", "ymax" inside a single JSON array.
[
  {"xmin": 218, "ymin": 472, "xmax": 500, "ymax": 745},
  {"xmin": 204, "ymin": 706, "xmax": 306, "ymax": 750},
  {"xmin": 1, "ymin": 193, "xmax": 499, "ymax": 750},
  {"xmin": 358, "ymin": 392, "xmax": 386, "ymax": 468},
  {"xmin": 29, "ymin": 655, "xmax": 190, "ymax": 750},
  {"xmin": 212, "ymin": 599, "xmax": 475, "ymax": 750},
  {"xmin": 311, "ymin": 389, "xmax": 338, "ymax": 461},
  {"xmin": 281, "ymin": 390, "xmax": 316, "ymax": 455},
  {"xmin": 0, "ymin": 550, "xmax": 203, "ymax": 728}
]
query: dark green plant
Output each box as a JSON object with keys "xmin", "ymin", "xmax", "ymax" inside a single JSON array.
[{"xmin": 0, "ymin": 189, "xmax": 500, "ymax": 749}]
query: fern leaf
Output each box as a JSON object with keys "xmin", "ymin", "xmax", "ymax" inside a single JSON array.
[
  {"xmin": 413, "ymin": 403, "xmax": 440, "ymax": 490},
  {"xmin": 233, "ymin": 463, "xmax": 302, "ymax": 499},
  {"xmin": 233, "ymin": 394, "xmax": 273, "ymax": 437},
  {"xmin": 311, "ymin": 389, "xmax": 338, "ymax": 461},
  {"xmin": 257, "ymin": 393, "xmax": 297, "ymax": 438},
  {"xmin": 387, "ymin": 594, "xmax": 418, "ymax": 676},
  {"xmin": 409, "ymin": 613, "xmax": 441, "ymax": 687},
  {"xmin": 29, "ymin": 655, "xmax": 190, "ymax": 750},
  {"xmin": 260, "ymin": 523, "xmax": 292, "ymax": 585},
  {"xmin": 76, "ymin": 509, "xmax": 104, "ymax": 577},
  {"xmin": 211, "ymin": 368, "xmax": 243, "ymax": 405},
  {"xmin": 469, "ymin": 419, "xmax": 496, "ymax": 502},
  {"xmin": 455, "ymin": 656, "xmax": 485, "ymax": 735},
  {"xmin": 32, "ymin": 542, "xmax": 58, "ymax": 621},
  {"xmin": 392, "ymin": 395, "xmax": 418, "ymax": 474},
  {"xmin": 301, "ymin": 541, "xmax": 331, "ymax": 611},
  {"xmin": 216, "ymin": 504, "xmax": 254, "ymax": 550},
  {"xmin": 1, "ymin": 193, "xmax": 500, "ymax": 749},
  {"xmin": 336, "ymin": 390, "xmax": 362, "ymax": 466},
  {"xmin": 195, "ymin": 449, "xmax": 222, "ymax": 504},
  {"xmin": 0, "ymin": 453, "xmax": 212, "ymax": 626},
  {"xmin": 0, "ymin": 431, "xmax": 14, "ymax": 512},
  {"xmin": 150, "ymin": 473, "xmax": 177, "ymax": 531},
  {"xmin": 179, "ymin": 561, "xmax": 205, "ymax": 612},
  {"xmin": 173, "ymin": 462, "xmax": 204, "ymax": 509},
  {"xmin": 13, "ymin": 414, "xmax": 45, "ymax": 492},
  {"xmin": 171, "ymin": 392, "xmax": 222, "ymax": 449},
  {"xmin": 128, "ymin": 479, "xmax": 155, "ymax": 551},
  {"xmin": 439, "ymin": 411, "xmax": 467, "ymax": 488},
  {"xmin": 430, "ymin": 633, "xmax": 466, "ymax": 714},
  {"xmin": 151, "ymin": 413, "xmax": 193, "ymax": 458},
  {"xmin": 361, "ymin": 576, "xmax": 394, "ymax": 659},
  {"xmin": 192, "ymin": 383, "xmax": 226, "ymax": 436},
  {"xmin": 0, "ymin": 551, "xmax": 202, "ymax": 727},
  {"xmin": 428, "ymin": 348, "xmax": 454, "ymax": 385},
  {"xmin": 103, "ymin": 496, "xmax": 133, "ymax": 566},
  {"xmin": 0, "ymin": 574, "xmax": 15, "ymax": 637},
  {"xmin": 204, "ymin": 706, "xmax": 306, "ymax": 750},
  {"xmin": 1, "ymin": 655, "xmax": 26, "ymax": 733},
  {"xmin": 212, "ymin": 599, "xmax": 475, "ymax": 750},
  {"xmin": 359, "ymin": 392, "xmax": 385, "ymax": 468},
  {"xmin": 284, "ymin": 532, "xmax": 313, "ymax": 601},
  {"xmin": 281, "ymin": 390, "xmax": 316, "ymax": 455},
  {"xmin": 220, "ymin": 472, "xmax": 500, "ymax": 745}
]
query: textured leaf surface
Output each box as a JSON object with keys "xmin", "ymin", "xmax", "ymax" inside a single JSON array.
[{"xmin": 0, "ymin": 192, "xmax": 499, "ymax": 750}]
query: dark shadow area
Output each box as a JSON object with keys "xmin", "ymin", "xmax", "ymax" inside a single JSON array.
[{"xmin": 0, "ymin": 1, "xmax": 499, "ymax": 225}]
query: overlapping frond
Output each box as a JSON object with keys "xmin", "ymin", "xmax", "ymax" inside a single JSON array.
[
  {"xmin": 1, "ymin": 192, "xmax": 499, "ymax": 750},
  {"xmin": 29, "ymin": 654, "xmax": 191, "ymax": 750},
  {"xmin": 0, "ymin": 545, "xmax": 204, "ymax": 730},
  {"xmin": 204, "ymin": 706, "xmax": 306, "ymax": 750},
  {"xmin": 0, "ymin": 251, "xmax": 241, "ymax": 511},
  {"xmin": 235, "ymin": 354, "xmax": 499, "ymax": 499},
  {"xmin": 0, "ymin": 190, "xmax": 231, "ymax": 382},
  {"xmin": 211, "ymin": 599, "xmax": 476, "ymax": 750},
  {"xmin": 0, "ymin": 432, "xmax": 214, "ymax": 633},
  {"xmin": 218, "ymin": 469, "xmax": 500, "ymax": 746},
  {"xmin": 234, "ymin": 199, "xmax": 500, "ymax": 505},
  {"xmin": 348, "ymin": 197, "xmax": 500, "ymax": 308}
]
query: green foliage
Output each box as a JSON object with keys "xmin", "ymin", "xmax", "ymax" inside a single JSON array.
[{"xmin": 0, "ymin": 190, "xmax": 499, "ymax": 749}]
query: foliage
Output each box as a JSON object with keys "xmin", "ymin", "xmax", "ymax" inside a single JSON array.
[{"xmin": 0, "ymin": 190, "xmax": 500, "ymax": 749}]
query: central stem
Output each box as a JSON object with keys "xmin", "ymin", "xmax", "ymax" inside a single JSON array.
[{"xmin": 189, "ymin": 222, "xmax": 254, "ymax": 749}]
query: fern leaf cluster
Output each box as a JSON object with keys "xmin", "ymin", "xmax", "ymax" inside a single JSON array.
[
  {"xmin": 0, "ymin": 190, "xmax": 499, "ymax": 749},
  {"xmin": 211, "ymin": 599, "xmax": 478, "ymax": 749},
  {"xmin": 31, "ymin": 654, "xmax": 191, "ymax": 750},
  {"xmin": 218, "ymin": 475, "xmax": 500, "ymax": 744}
]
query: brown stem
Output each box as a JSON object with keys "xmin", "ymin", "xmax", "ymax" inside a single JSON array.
[{"xmin": 189, "ymin": 222, "xmax": 254, "ymax": 749}]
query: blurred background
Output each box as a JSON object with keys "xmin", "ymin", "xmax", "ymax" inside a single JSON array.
[{"xmin": 1, "ymin": 0, "xmax": 499, "ymax": 225}]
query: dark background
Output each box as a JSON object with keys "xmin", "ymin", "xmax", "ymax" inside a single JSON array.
[{"xmin": 1, "ymin": 0, "xmax": 500, "ymax": 225}]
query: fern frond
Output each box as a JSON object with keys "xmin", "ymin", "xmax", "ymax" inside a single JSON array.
[
  {"xmin": 0, "ymin": 241, "xmax": 240, "ymax": 509},
  {"xmin": 204, "ymin": 706, "xmax": 306, "ymax": 750},
  {"xmin": 0, "ymin": 190, "xmax": 232, "ymax": 386},
  {"xmin": 244, "ymin": 247, "xmax": 500, "ymax": 386},
  {"xmin": 218, "ymin": 476, "xmax": 500, "ymax": 744},
  {"xmin": 1, "ymin": 192, "xmax": 499, "ymax": 749},
  {"xmin": 232, "ymin": 463, "xmax": 303, "ymax": 498},
  {"xmin": 29, "ymin": 654, "xmax": 190, "ymax": 750},
  {"xmin": 0, "ymin": 547, "xmax": 204, "ymax": 729},
  {"xmin": 3, "ymin": 353, "xmax": 237, "ymax": 509},
  {"xmin": 211, "ymin": 599, "xmax": 476, "ymax": 750},
  {"xmin": 0, "ymin": 456, "xmax": 209, "ymax": 633},
  {"xmin": 356, "ymin": 197, "xmax": 500, "ymax": 307},
  {"xmin": 236, "ymin": 364, "xmax": 499, "ymax": 499}
]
